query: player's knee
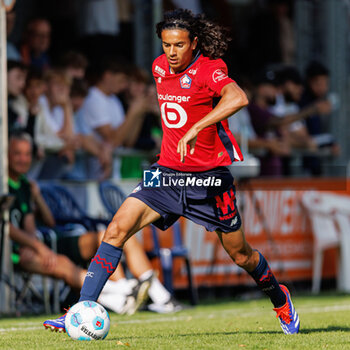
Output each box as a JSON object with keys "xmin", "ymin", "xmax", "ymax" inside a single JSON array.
[
  {"xmin": 234, "ymin": 252, "xmax": 252, "ymax": 269},
  {"xmin": 103, "ymin": 217, "xmax": 130, "ymax": 247}
]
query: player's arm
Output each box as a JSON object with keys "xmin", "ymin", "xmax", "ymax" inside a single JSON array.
[{"xmin": 177, "ymin": 82, "xmax": 248, "ymax": 162}]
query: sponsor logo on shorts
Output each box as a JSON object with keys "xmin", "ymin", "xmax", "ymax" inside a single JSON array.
[
  {"xmin": 86, "ymin": 272, "xmax": 94, "ymax": 278},
  {"xmin": 212, "ymin": 69, "xmax": 228, "ymax": 83},
  {"xmin": 143, "ymin": 169, "xmax": 222, "ymax": 188},
  {"xmin": 132, "ymin": 185, "xmax": 142, "ymax": 193},
  {"xmin": 180, "ymin": 74, "xmax": 192, "ymax": 89},
  {"xmin": 143, "ymin": 168, "xmax": 162, "ymax": 187},
  {"xmin": 230, "ymin": 217, "xmax": 238, "ymax": 226},
  {"xmin": 215, "ymin": 188, "xmax": 237, "ymax": 221}
]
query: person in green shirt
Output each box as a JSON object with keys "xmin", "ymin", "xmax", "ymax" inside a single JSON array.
[{"xmin": 9, "ymin": 131, "xmax": 182, "ymax": 315}]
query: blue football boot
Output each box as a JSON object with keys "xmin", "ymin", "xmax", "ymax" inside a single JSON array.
[{"xmin": 273, "ymin": 284, "xmax": 300, "ymax": 334}]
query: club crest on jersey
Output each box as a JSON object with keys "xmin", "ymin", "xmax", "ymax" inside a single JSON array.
[{"xmin": 180, "ymin": 74, "xmax": 192, "ymax": 89}]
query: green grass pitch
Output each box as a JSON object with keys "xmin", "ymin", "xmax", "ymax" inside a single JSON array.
[{"xmin": 1, "ymin": 294, "xmax": 350, "ymax": 349}]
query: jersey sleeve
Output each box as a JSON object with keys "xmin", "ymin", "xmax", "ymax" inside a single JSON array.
[{"xmin": 199, "ymin": 59, "xmax": 235, "ymax": 97}]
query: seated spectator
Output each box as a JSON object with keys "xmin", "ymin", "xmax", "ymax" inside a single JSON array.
[
  {"xmin": 124, "ymin": 67, "xmax": 161, "ymax": 151},
  {"xmin": 10, "ymin": 132, "xmax": 182, "ymax": 313},
  {"xmin": 22, "ymin": 70, "xmax": 47, "ymax": 147},
  {"xmin": 20, "ymin": 18, "xmax": 51, "ymax": 71},
  {"xmin": 79, "ymin": 58, "xmax": 149, "ymax": 178},
  {"xmin": 271, "ymin": 66, "xmax": 315, "ymax": 149},
  {"xmin": 10, "ymin": 68, "xmax": 49, "ymax": 164},
  {"xmin": 65, "ymin": 79, "xmax": 112, "ymax": 180},
  {"xmin": 300, "ymin": 61, "xmax": 337, "ymax": 146},
  {"xmin": 7, "ymin": 60, "xmax": 28, "ymax": 135},
  {"xmin": 299, "ymin": 61, "xmax": 338, "ymax": 175},
  {"xmin": 248, "ymin": 73, "xmax": 331, "ymax": 176},
  {"xmin": 8, "ymin": 132, "xmax": 139, "ymax": 314},
  {"xmin": 228, "ymin": 81, "xmax": 289, "ymax": 176},
  {"xmin": 35, "ymin": 69, "xmax": 76, "ymax": 179},
  {"xmin": 269, "ymin": 67, "xmax": 316, "ymax": 175},
  {"xmin": 58, "ymin": 51, "xmax": 89, "ymax": 80}
]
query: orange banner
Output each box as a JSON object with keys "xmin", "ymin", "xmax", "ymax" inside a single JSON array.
[{"xmin": 142, "ymin": 178, "xmax": 350, "ymax": 289}]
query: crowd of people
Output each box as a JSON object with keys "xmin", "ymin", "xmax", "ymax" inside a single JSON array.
[
  {"xmin": 6, "ymin": 6, "xmax": 339, "ymax": 180},
  {"xmin": 7, "ymin": 16, "xmax": 161, "ymax": 180},
  {"xmin": 230, "ymin": 63, "xmax": 339, "ymax": 177}
]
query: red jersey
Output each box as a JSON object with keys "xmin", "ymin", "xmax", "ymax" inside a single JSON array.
[{"xmin": 153, "ymin": 53, "xmax": 243, "ymax": 172}]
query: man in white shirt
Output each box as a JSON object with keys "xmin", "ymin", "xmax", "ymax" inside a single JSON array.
[{"xmin": 79, "ymin": 59, "xmax": 149, "ymax": 178}]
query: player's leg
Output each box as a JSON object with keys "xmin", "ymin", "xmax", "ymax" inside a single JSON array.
[
  {"xmin": 216, "ymin": 227, "xmax": 300, "ymax": 334},
  {"xmin": 78, "ymin": 197, "xmax": 161, "ymax": 303},
  {"xmin": 43, "ymin": 198, "xmax": 161, "ymax": 331},
  {"xmin": 86, "ymin": 229, "xmax": 178, "ymax": 312}
]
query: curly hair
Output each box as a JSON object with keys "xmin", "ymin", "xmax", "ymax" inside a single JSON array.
[{"xmin": 156, "ymin": 9, "xmax": 230, "ymax": 59}]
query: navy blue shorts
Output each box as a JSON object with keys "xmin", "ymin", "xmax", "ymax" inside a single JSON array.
[{"xmin": 128, "ymin": 163, "xmax": 241, "ymax": 233}]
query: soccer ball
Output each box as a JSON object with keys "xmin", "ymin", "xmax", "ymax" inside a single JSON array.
[{"xmin": 65, "ymin": 301, "xmax": 110, "ymax": 340}]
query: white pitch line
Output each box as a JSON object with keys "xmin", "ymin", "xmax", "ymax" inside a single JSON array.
[
  {"xmin": 0, "ymin": 326, "xmax": 42, "ymax": 333},
  {"xmin": 1, "ymin": 303, "xmax": 350, "ymax": 333}
]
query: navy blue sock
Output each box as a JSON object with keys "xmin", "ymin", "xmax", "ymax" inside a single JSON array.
[
  {"xmin": 79, "ymin": 241, "xmax": 123, "ymax": 302},
  {"xmin": 248, "ymin": 251, "xmax": 286, "ymax": 308}
]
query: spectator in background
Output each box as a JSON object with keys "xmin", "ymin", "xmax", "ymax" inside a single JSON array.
[
  {"xmin": 59, "ymin": 51, "xmax": 88, "ymax": 80},
  {"xmin": 269, "ymin": 67, "xmax": 316, "ymax": 174},
  {"xmin": 22, "ymin": 70, "xmax": 47, "ymax": 146},
  {"xmin": 35, "ymin": 69, "xmax": 76, "ymax": 179},
  {"xmin": 79, "ymin": 58, "xmax": 149, "ymax": 178},
  {"xmin": 123, "ymin": 67, "xmax": 160, "ymax": 151},
  {"xmin": 10, "ymin": 68, "xmax": 47, "ymax": 159},
  {"xmin": 299, "ymin": 61, "xmax": 338, "ymax": 175},
  {"xmin": 247, "ymin": 76, "xmax": 290, "ymax": 176},
  {"xmin": 228, "ymin": 80, "xmax": 289, "ymax": 165},
  {"xmin": 248, "ymin": 72, "xmax": 331, "ymax": 176},
  {"xmin": 300, "ymin": 61, "xmax": 336, "ymax": 145},
  {"xmin": 7, "ymin": 60, "xmax": 28, "ymax": 135},
  {"xmin": 7, "ymin": 131, "xmax": 152, "ymax": 315},
  {"xmin": 65, "ymin": 79, "xmax": 113, "ymax": 180},
  {"xmin": 21, "ymin": 18, "xmax": 51, "ymax": 71},
  {"xmin": 6, "ymin": 7, "xmax": 21, "ymax": 61}
]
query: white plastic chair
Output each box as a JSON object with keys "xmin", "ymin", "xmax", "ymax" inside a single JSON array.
[{"xmin": 302, "ymin": 191, "xmax": 340, "ymax": 293}]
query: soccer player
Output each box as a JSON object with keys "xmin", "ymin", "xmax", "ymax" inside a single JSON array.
[{"xmin": 44, "ymin": 9, "xmax": 300, "ymax": 334}]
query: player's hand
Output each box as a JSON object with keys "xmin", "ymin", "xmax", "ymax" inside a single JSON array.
[{"xmin": 177, "ymin": 126, "xmax": 199, "ymax": 163}]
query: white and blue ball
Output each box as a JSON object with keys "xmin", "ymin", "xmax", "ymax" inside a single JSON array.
[{"xmin": 65, "ymin": 301, "xmax": 110, "ymax": 341}]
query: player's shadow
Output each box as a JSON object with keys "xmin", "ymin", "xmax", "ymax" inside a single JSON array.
[
  {"xmin": 109, "ymin": 331, "xmax": 239, "ymax": 341},
  {"xmin": 242, "ymin": 325, "xmax": 350, "ymax": 334},
  {"xmin": 107, "ymin": 326, "xmax": 350, "ymax": 342},
  {"xmin": 298, "ymin": 326, "xmax": 350, "ymax": 334}
]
